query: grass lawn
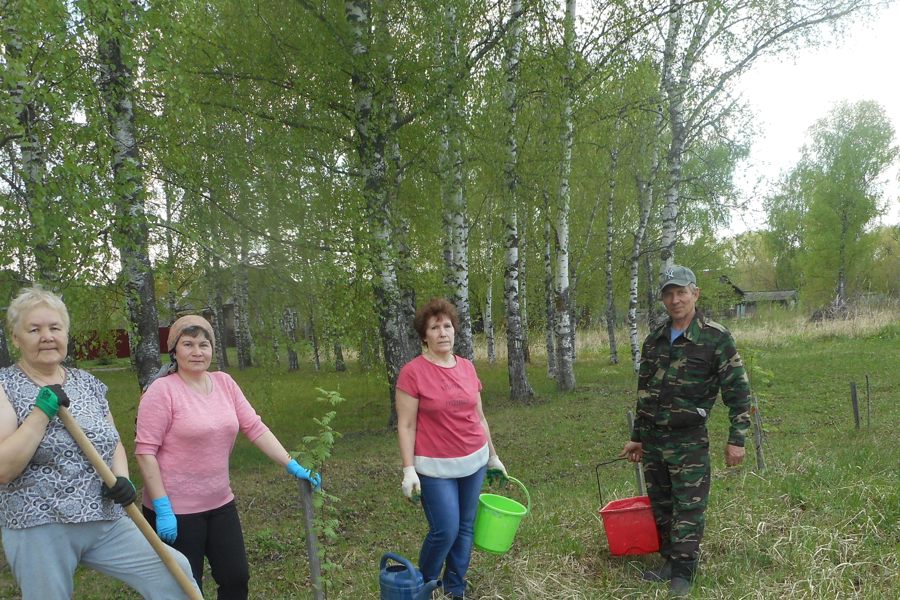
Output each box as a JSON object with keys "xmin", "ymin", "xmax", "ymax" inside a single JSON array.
[{"xmin": 1, "ymin": 312, "xmax": 897, "ymax": 599}]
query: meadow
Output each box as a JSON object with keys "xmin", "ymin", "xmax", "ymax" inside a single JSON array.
[{"xmin": 1, "ymin": 309, "xmax": 897, "ymax": 599}]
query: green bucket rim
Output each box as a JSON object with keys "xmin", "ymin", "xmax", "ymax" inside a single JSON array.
[{"xmin": 479, "ymin": 476, "xmax": 531, "ymax": 516}]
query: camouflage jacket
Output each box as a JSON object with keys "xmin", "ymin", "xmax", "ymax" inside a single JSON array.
[{"xmin": 631, "ymin": 312, "xmax": 751, "ymax": 447}]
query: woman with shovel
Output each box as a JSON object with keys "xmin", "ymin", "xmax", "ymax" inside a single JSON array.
[
  {"xmin": 0, "ymin": 287, "xmax": 199, "ymax": 599},
  {"xmin": 135, "ymin": 314, "xmax": 321, "ymax": 599},
  {"xmin": 396, "ymin": 298, "xmax": 508, "ymax": 600}
]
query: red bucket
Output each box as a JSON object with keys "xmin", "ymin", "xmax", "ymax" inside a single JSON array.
[
  {"xmin": 599, "ymin": 495, "xmax": 659, "ymax": 555},
  {"xmin": 595, "ymin": 459, "xmax": 659, "ymax": 556}
]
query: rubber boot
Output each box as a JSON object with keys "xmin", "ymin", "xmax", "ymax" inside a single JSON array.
[
  {"xmin": 668, "ymin": 559, "xmax": 697, "ymax": 598},
  {"xmin": 640, "ymin": 559, "xmax": 672, "ymax": 582},
  {"xmin": 669, "ymin": 576, "xmax": 691, "ymax": 598}
]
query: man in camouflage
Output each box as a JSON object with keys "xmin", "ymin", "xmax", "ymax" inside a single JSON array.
[{"xmin": 620, "ymin": 265, "xmax": 751, "ymax": 598}]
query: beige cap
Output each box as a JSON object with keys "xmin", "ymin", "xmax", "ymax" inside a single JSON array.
[{"xmin": 167, "ymin": 315, "xmax": 215, "ymax": 352}]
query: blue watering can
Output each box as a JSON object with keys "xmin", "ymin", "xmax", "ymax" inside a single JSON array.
[{"xmin": 379, "ymin": 552, "xmax": 441, "ymax": 600}]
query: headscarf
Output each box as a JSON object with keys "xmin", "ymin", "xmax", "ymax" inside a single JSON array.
[
  {"xmin": 142, "ymin": 315, "xmax": 216, "ymax": 393},
  {"xmin": 166, "ymin": 315, "xmax": 215, "ymax": 352}
]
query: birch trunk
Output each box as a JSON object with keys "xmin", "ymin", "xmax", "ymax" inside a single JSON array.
[
  {"xmin": 308, "ymin": 314, "xmax": 320, "ymax": 372},
  {"xmin": 501, "ymin": 0, "xmax": 533, "ymax": 402},
  {"xmin": 543, "ymin": 201, "xmax": 556, "ymax": 379},
  {"xmin": 628, "ymin": 108, "xmax": 663, "ymax": 372},
  {"xmin": 347, "ymin": 0, "xmax": 418, "ymax": 426},
  {"xmin": 439, "ymin": 6, "xmax": 474, "ymax": 360},
  {"xmin": 5, "ymin": 25, "xmax": 58, "ymax": 284},
  {"xmin": 96, "ymin": 5, "xmax": 160, "ymax": 389},
  {"xmin": 233, "ymin": 237, "xmax": 253, "ymax": 369},
  {"xmin": 605, "ymin": 114, "xmax": 623, "ymax": 366},
  {"xmin": 0, "ymin": 323, "xmax": 11, "ymax": 368},
  {"xmin": 282, "ymin": 308, "xmax": 300, "ymax": 371},
  {"xmin": 209, "ymin": 255, "xmax": 230, "ymax": 370},
  {"xmin": 486, "ymin": 263, "xmax": 496, "ymax": 363},
  {"xmin": 519, "ymin": 213, "xmax": 530, "ymax": 364},
  {"xmin": 553, "ymin": 0, "xmax": 577, "ymax": 391},
  {"xmin": 334, "ymin": 341, "xmax": 347, "ymax": 372}
]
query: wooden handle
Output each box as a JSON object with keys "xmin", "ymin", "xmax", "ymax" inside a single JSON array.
[
  {"xmin": 298, "ymin": 480, "xmax": 324, "ymax": 600},
  {"xmin": 57, "ymin": 407, "xmax": 203, "ymax": 600}
]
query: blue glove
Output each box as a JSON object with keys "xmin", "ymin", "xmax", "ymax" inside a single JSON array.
[
  {"xmin": 286, "ymin": 459, "xmax": 321, "ymax": 491},
  {"xmin": 152, "ymin": 496, "xmax": 178, "ymax": 543}
]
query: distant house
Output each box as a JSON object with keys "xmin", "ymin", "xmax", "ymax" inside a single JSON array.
[{"xmin": 719, "ymin": 276, "xmax": 798, "ymax": 317}]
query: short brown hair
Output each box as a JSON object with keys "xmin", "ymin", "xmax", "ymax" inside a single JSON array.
[{"xmin": 413, "ymin": 298, "xmax": 459, "ymax": 343}]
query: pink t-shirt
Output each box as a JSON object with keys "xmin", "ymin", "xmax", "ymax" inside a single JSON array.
[
  {"xmin": 396, "ymin": 355, "xmax": 487, "ymax": 478},
  {"xmin": 135, "ymin": 371, "xmax": 270, "ymax": 514}
]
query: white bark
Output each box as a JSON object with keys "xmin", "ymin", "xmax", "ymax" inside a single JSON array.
[
  {"xmin": 543, "ymin": 200, "xmax": 556, "ymax": 379},
  {"xmin": 440, "ymin": 6, "xmax": 474, "ymax": 361},
  {"xmin": 96, "ymin": 4, "xmax": 161, "ymax": 389},
  {"xmin": 605, "ymin": 111, "xmax": 624, "ymax": 366},
  {"xmin": 501, "ymin": 0, "xmax": 534, "ymax": 402},
  {"xmin": 5, "ymin": 24, "xmax": 57, "ymax": 284},
  {"xmin": 233, "ymin": 239, "xmax": 253, "ymax": 369},
  {"xmin": 347, "ymin": 0, "xmax": 418, "ymax": 426},
  {"xmin": 657, "ymin": 0, "xmax": 866, "ymax": 275},
  {"xmin": 553, "ymin": 0, "xmax": 577, "ymax": 391}
]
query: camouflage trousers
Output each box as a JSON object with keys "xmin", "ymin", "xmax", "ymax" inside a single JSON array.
[{"xmin": 641, "ymin": 426, "xmax": 711, "ymax": 565}]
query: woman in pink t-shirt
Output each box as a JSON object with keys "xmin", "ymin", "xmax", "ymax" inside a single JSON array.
[
  {"xmin": 396, "ymin": 298, "xmax": 508, "ymax": 600},
  {"xmin": 135, "ymin": 315, "xmax": 320, "ymax": 599}
]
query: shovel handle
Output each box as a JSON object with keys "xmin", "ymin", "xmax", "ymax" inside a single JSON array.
[{"xmin": 57, "ymin": 407, "xmax": 202, "ymax": 600}]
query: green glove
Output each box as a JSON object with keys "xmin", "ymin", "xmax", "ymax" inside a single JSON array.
[{"xmin": 35, "ymin": 385, "xmax": 70, "ymax": 420}]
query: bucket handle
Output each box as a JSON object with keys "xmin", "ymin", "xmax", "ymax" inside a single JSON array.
[
  {"xmin": 489, "ymin": 476, "xmax": 531, "ymax": 515},
  {"xmin": 380, "ymin": 552, "xmax": 416, "ymax": 575},
  {"xmin": 594, "ymin": 457, "xmax": 627, "ymax": 507}
]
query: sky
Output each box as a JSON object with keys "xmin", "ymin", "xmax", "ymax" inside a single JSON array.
[{"xmin": 728, "ymin": 1, "xmax": 900, "ymax": 236}]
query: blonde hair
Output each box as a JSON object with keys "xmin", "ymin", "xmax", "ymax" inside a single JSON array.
[{"xmin": 6, "ymin": 287, "xmax": 70, "ymax": 335}]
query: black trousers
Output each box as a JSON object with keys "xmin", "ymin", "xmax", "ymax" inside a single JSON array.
[{"xmin": 143, "ymin": 499, "xmax": 250, "ymax": 600}]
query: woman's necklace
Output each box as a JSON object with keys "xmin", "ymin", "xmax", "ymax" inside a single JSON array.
[
  {"xmin": 18, "ymin": 362, "xmax": 64, "ymax": 387},
  {"xmin": 182, "ymin": 373, "xmax": 211, "ymax": 395},
  {"xmin": 424, "ymin": 351, "xmax": 456, "ymax": 368}
]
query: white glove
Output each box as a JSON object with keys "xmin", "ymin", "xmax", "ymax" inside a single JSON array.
[
  {"xmin": 487, "ymin": 454, "xmax": 507, "ymax": 474},
  {"xmin": 487, "ymin": 455, "xmax": 508, "ymax": 485},
  {"xmin": 401, "ymin": 466, "xmax": 421, "ymax": 499}
]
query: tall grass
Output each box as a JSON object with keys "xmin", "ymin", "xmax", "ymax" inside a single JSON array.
[{"xmin": 0, "ymin": 310, "xmax": 897, "ymax": 599}]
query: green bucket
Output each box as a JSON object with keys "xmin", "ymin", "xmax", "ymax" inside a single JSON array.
[{"xmin": 473, "ymin": 476, "xmax": 531, "ymax": 554}]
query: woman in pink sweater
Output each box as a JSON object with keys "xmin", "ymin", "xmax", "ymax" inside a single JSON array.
[{"xmin": 135, "ymin": 315, "xmax": 319, "ymax": 599}]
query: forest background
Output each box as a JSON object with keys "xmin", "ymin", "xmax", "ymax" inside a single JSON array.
[
  {"xmin": 1, "ymin": 0, "xmax": 899, "ymax": 412},
  {"xmin": 1, "ymin": 1, "xmax": 899, "ymax": 598}
]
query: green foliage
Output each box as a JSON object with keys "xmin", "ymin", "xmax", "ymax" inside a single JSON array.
[
  {"xmin": 292, "ymin": 388, "xmax": 346, "ymax": 593},
  {"xmin": 767, "ymin": 101, "xmax": 898, "ymax": 307}
]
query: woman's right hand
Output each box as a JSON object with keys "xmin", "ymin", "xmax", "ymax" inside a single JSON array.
[
  {"xmin": 401, "ymin": 466, "xmax": 420, "ymax": 501},
  {"xmin": 35, "ymin": 385, "xmax": 70, "ymax": 420},
  {"xmin": 152, "ymin": 496, "xmax": 178, "ymax": 543}
]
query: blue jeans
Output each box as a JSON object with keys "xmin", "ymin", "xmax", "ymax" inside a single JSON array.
[{"xmin": 418, "ymin": 466, "xmax": 486, "ymax": 596}]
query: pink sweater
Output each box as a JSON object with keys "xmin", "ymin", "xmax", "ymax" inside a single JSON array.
[{"xmin": 135, "ymin": 371, "xmax": 270, "ymax": 513}]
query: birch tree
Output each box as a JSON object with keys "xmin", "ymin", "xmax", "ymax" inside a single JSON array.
[
  {"xmin": 501, "ymin": 0, "xmax": 534, "ymax": 402},
  {"xmin": 552, "ymin": 0, "xmax": 577, "ymax": 391},
  {"xmin": 439, "ymin": 5, "xmax": 475, "ymax": 361},
  {"xmin": 90, "ymin": 0, "xmax": 161, "ymax": 389},
  {"xmin": 657, "ymin": 0, "xmax": 869, "ymax": 275}
]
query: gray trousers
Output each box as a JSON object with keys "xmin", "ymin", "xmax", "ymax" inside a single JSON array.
[{"xmin": 2, "ymin": 517, "xmax": 199, "ymax": 599}]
